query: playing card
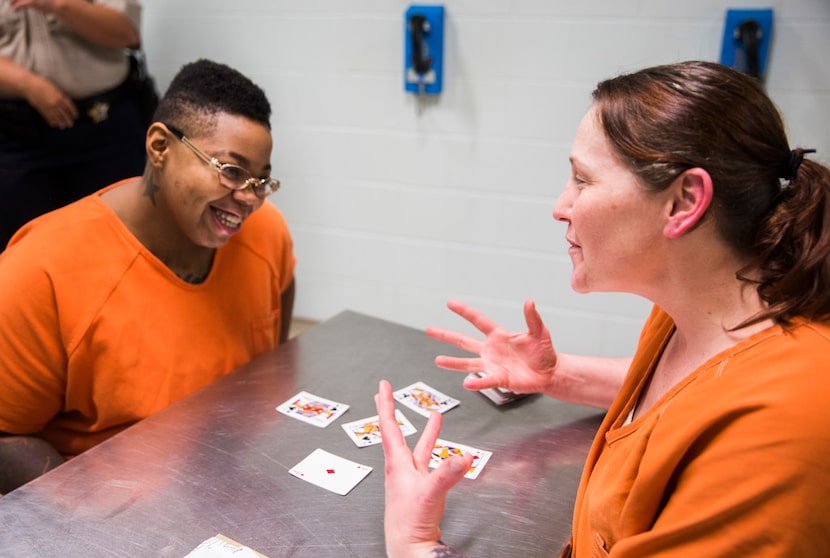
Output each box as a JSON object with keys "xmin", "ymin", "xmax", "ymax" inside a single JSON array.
[
  {"xmin": 184, "ymin": 534, "xmax": 267, "ymax": 558},
  {"xmin": 289, "ymin": 448, "xmax": 372, "ymax": 495},
  {"xmin": 341, "ymin": 409, "xmax": 417, "ymax": 447},
  {"xmin": 429, "ymin": 438, "xmax": 493, "ymax": 480},
  {"xmin": 392, "ymin": 381, "xmax": 460, "ymax": 418},
  {"xmin": 276, "ymin": 391, "xmax": 349, "ymax": 428}
]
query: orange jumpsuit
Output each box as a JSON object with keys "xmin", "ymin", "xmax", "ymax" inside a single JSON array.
[
  {"xmin": 0, "ymin": 181, "xmax": 295, "ymax": 455},
  {"xmin": 564, "ymin": 306, "xmax": 830, "ymax": 557}
]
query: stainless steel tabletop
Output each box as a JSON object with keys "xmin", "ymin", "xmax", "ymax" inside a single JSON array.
[{"xmin": 0, "ymin": 311, "xmax": 604, "ymax": 557}]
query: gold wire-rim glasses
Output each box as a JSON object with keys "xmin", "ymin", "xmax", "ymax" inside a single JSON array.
[{"xmin": 163, "ymin": 123, "xmax": 280, "ymax": 199}]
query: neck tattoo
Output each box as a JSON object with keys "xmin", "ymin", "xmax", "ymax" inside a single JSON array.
[{"xmin": 143, "ymin": 180, "xmax": 160, "ymax": 206}]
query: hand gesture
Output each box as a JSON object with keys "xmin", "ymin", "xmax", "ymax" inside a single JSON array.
[
  {"xmin": 24, "ymin": 75, "xmax": 77, "ymax": 129},
  {"xmin": 426, "ymin": 299, "xmax": 558, "ymax": 395},
  {"xmin": 376, "ymin": 380, "xmax": 472, "ymax": 558}
]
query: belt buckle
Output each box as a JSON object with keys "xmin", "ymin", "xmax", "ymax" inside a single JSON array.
[{"xmin": 87, "ymin": 100, "xmax": 110, "ymax": 124}]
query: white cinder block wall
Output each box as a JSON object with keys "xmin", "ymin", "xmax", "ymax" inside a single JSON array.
[{"xmin": 141, "ymin": 0, "xmax": 830, "ymax": 357}]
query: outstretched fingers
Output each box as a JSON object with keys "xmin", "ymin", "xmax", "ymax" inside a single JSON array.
[
  {"xmin": 376, "ymin": 380, "xmax": 408, "ymax": 459},
  {"xmin": 432, "ymin": 354, "xmax": 485, "ymax": 374},
  {"xmin": 446, "ymin": 300, "xmax": 499, "ymax": 335},
  {"xmin": 426, "ymin": 326, "xmax": 482, "ymax": 356},
  {"xmin": 376, "ymin": 379, "xmax": 468, "ymax": 556},
  {"xmin": 413, "ymin": 412, "xmax": 474, "ymax": 510},
  {"xmin": 412, "ymin": 411, "xmax": 443, "ymax": 467}
]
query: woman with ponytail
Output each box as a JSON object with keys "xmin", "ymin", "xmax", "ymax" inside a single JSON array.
[{"xmin": 375, "ymin": 61, "xmax": 830, "ymax": 557}]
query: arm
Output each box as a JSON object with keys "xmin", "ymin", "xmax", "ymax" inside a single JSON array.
[
  {"xmin": 10, "ymin": 0, "xmax": 139, "ymax": 47},
  {"xmin": 0, "ymin": 250, "xmax": 67, "ymax": 475},
  {"xmin": 0, "ymin": 56, "xmax": 77, "ymax": 128},
  {"xmin": 278, "ymin": 277, "xmax": 296, "ymax": 344},
  {"xmin": 0, "ymin": 434, "xmax": 64, "ymax": 494},
  {"xmin": 376, "ymin": 380, "xmax": 473, "ymax": 558},
  {"xmin": 426, "ymin": 299, "xmax": 629, "ymax": 409}
]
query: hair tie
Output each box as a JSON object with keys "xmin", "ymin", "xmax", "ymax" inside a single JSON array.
[{"xmin": 781, "ymin": 148, "xmax": 816, "ymax": 181}]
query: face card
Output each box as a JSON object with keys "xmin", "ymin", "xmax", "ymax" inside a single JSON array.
[
  {"xmin": 289, "ymin": 448, "xmax": 372, "ymax": 495},
  {"xmin": 429, "ymin": 438, "xmax": 493, "ymax": 480},
  {"xmin": 276, "ymin": 391, "xmax": 349, "ymax": 428},
  {"xmin": 392, "ymin": 381, "xmax": 460, "ymax": 418},
  {"xmin": 341, "ymin": 409, "xmax": 417, "ymax": 447}
]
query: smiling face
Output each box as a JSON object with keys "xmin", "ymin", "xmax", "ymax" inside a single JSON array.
[
  {"xmin": 553, "ymin": 106, "xmax": 671, "ymax": 295},
  {"xmin": 160, "ymin": 112, "xmax": 273, "ymax": 249}
]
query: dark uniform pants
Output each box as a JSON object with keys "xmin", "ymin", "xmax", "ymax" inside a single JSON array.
[{"xmin": 0, "ymin": 88, "xmax": 146, "ymax": 250}]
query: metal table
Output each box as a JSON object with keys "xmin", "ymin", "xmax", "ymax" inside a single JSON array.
[{"xmin": 0, "ymin": 311, "xmax": 604, "ymax": 557}]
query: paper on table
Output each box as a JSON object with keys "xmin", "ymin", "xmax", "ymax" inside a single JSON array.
[{"xmin": 184, "ymin": 534, "xmax": 268, "ymax": 558}]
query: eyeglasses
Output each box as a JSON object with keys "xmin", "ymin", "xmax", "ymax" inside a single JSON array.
[{"xmin": 163, "ymin": 123, "xmax": 280, "ymax": 199}]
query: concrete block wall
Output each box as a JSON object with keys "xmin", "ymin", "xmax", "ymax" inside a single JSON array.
[{"xmin": 141, "ymin": 0, "xmax": 830, "ymax": 356}]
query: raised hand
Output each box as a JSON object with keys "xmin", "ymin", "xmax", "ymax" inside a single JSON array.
[
  {"xmin": 376, "ymin": 380, "xmax": 472, "ymax": 558},
  {"xmin": 426, "ymin": 299, "xmax": 558, "ymax": 395}
]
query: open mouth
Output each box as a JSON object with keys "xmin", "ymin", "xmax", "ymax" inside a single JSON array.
[{"xmin": 212, "ymin": 207, "xmax": 242, "ymax": 230}]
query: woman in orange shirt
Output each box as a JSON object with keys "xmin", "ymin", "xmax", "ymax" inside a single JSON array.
[
  {"xmin": 0, "ymin": 59, "xmax": 295, "ymax": 494},
  {"xmin": 376, "ymin": 60, "xmax": 830, "ymax": 557}
]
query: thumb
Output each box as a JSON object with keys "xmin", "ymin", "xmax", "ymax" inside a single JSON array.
[
  {"xmin": 431, "ymin": 453, "xmax": 475, "ymax": 493},
  {"xmin": 524, "ymin": 299, "xmax": 545, "ymax": 337},
  {"xmin": 449, "ymin": 453, "xmax": 474, "ymax": 475}
]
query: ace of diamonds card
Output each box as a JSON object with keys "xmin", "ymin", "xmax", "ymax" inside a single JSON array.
[{"xmin": 289, "ymin": 448, "xmax": 372, "ymax": 496}]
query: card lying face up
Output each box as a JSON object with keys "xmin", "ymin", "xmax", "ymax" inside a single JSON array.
[
  {"xmin": 392, "ymin": 381, "xmax": 460, "ymax": 418},
  {"xmin": 184, "ymin": 534, "xmax": 267, "ymax": 558},
  {"xmin": 341, "ymin": 409, "xmax": 417, "ymax": 447},
  {"xmin": 289, "ymin": 448, "xmax": 372, "ymax": 495},
  {"xmin": 276, "ymin": 391, "xmax": 349, "ymax": 428},
  {"xmin": 429, "ymin": 438, "xmax": 493, "ymax": 480}
]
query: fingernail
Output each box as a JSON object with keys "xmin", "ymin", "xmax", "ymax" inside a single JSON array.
[{"xmin": 450, "ymin": 457, "xmax": 467, "ymax": 473}]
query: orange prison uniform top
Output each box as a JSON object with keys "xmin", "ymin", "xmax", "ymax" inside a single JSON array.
[
  {"xmin": 564, "ymin": 306, "xmax": 830, "ymax": 557},
  {"xmin": 0, "ymin": 180, "xmax": 295, "ymax": 456}
]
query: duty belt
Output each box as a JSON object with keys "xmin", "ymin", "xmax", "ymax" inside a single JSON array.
[{"xmin": 0, "ymin": 79, "xmax": 131, "ymax": 139}]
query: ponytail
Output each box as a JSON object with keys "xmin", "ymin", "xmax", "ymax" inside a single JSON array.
[{"xmin": 742, "ymin": 154, "xmax": 830, "ymax": 327}]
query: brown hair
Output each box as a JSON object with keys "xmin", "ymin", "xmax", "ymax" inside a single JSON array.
[{"xmin": 592, "ymin": 60, "xmax": 830, "ymax": 327}]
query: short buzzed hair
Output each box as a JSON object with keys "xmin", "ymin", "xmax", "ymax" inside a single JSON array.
[{"xmin": 152, "ymin": 59, "xmax": 271, "ymax": 137}]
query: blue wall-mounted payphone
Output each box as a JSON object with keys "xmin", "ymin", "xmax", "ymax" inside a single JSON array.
[
  {"xmin": 404, "ymin": 5, "xmax": 444, "ymax": 97},
  {"xmin": 719, "ymin": 9, "xmax": 773, "ymax": 81}
]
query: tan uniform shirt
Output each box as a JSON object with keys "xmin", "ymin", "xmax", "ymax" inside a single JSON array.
[{"xmin": 0, "ymin": 0, "xmax": 141, "ymax": 99}]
